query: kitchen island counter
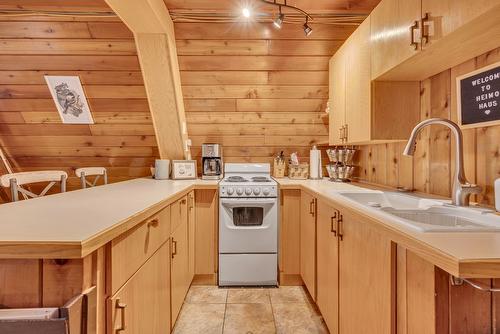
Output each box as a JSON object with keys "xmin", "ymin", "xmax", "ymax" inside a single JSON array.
[{"xmin": 0, "ymin": 178, "xmax": 218, "ymax": 258}]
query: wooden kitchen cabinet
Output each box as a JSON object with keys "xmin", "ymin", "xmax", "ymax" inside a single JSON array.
[
  {"xmin": 187, "ymin": 190, "xmax": 195, "ymax": 282},
  {"xmin": 316, "ymin": 199, "xmax": 339, "ymax": 334},
  {"xmin": 300, "ymin": 191, "xmax": 316, "ymax": 300},
  {"xmin": 328, "ymin": 46, "xmax": 347, "ymax": 146},
  {"xmin": 370, "ymin": 0, "xmax": 421, "ymax": 79},
  {"xmin": 338, "ymin": 209, "xmax": 394, "ymax": 334},
  {"xmin": 170, "ymin": 216, "xmax": 190, "ymax": 325},
  {"xmin": 171, "ymin": 195, "xmax": 188, "ymax": 234},
  {"xmin": 421, "ymin": 0, "xmax": 500, "ymax": 48},
  {"xmin": 110, "ymin": 206, "xmax": 171, "ymax": 294},
  {"xmin": 108, "ymin": 242, "xmax": 171, "ymax": 334},
  {"xmin": 328, "ymin": 15, "xmax": 420, "ymax": 145},
  {"xmin": 279, "ymin": 189, "xmax": 301, "ymax": 285},
  {"xmin": 344, "ymin": 17, "xmax": 371, "ymax": 144}
]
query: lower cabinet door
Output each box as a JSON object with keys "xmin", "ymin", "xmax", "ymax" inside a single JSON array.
[
  {"xmin": 170, "ymin": 219, "xmax": 189, "ymax": 325},
  {"xmin": 339, "ymin": 211, "xmax": 393, "ymax": 334},
  {"xmin": 108, "ymin": 242, "xmax": 171, "ymax": 334},
  {"xmin": 316, "ymin": 199, "xmax": 339, "ymax": 334},
  {"xmin": 300, "ymin": 191, "xmax": 316, "ymax": 300}
]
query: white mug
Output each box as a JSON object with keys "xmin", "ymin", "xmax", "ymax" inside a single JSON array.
[{"xmin": 154, "ymin": 159, "xmax": 170, "ymax": 180}]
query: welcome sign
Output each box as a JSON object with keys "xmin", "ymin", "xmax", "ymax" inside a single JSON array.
[{"xmin": 456, "ymin": 61, "xmax": 500, "ymax": 129}]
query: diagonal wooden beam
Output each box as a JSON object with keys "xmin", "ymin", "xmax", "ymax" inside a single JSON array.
[{"xmin": 104, "ymin": 0, "xmax": 189, "ymax": 160}]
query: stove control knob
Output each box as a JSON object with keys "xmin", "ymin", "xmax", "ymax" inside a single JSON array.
[
  {"xmin": 262, "ymin": 187, "xmax": 270, "ymax": 196},
  {"xmin": 236, "ymin": 187, "xmax": 243, "ymax": 195},
  {"xmin": 245, "ymin": 187, "xmax": 252, "ymax": 195},
  {"xmin": 227, "ymin": 187, "xmax": 234, "ymax": 195},
  {"xmin": 253, "ymin": 188, "xmax": 261, "ymax": 195}
]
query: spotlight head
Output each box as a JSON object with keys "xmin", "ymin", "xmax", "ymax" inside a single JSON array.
[
  {"xmin": 303, "ymin": 16, "xmax": 312, "ymax": 36},
  {"xmin": 273, "ymin": 13, "xmax": 284, "ymax": 29},
  {"xmin": 242, "ymin": 7, "xmax": 251, "ymax": 18}
]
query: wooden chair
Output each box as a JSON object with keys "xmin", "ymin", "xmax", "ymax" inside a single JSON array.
[
  {"xmin": 0, "ymin": 171, "xmax": 67, "ymax": 202},
  {"xmin": 75, "ymin": 167, "xmax": 107, "ymax": 189}
]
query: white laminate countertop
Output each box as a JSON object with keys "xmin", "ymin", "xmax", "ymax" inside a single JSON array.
[
  {"xmin": 0, "ymin": 178, "xmax": 217, "ymax": 250},
  {"xmin": 277, "ymin": 178, "xmax": 500, "ymax": 277}
]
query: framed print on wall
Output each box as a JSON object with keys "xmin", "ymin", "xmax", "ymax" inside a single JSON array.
[
  {"xmin": 44, "ymin": 75, "xmax": 94, "ymax": 124},
  {"xmin": 456, "ymin": 61, "xmax": 500, "ymax": 129}
]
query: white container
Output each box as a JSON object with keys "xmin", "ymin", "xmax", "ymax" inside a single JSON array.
[
  {"xmin": 154, "ymin": 159, "xmax": 170, "ymax": 180},
  {"xmin": 495, "ymin": 178, "xmax": 500, "ymax": 212}
]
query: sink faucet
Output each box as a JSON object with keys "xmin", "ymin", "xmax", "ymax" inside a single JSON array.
[{"xmin": 403, "ymin": 118, "xmax": 481, "ymax": 206}]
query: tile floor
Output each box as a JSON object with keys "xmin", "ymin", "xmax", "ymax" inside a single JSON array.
[{"xmin": 173, "ymin": 285, "xmax": 329, "ymax": 334}]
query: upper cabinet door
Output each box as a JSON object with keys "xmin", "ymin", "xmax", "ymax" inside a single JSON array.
[
  {"xmin": 421, "ymin": 0, "xmax": 500, "ymax": 48},
  {"xmin": 370, "ymin": 0, "xmax": 421, "ymax": 79},
  {"xmin": 345, "ymin": 17, "xmax": 371, "ymax": 144},
  {"xmin": 328, "ymin": 48, "xmax": 347, "ymax": 146}
]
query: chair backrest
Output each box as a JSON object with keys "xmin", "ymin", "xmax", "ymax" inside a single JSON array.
[
  {"xmin": 0, "ymin": 171, "xmax": 68, "ymax": 202},
  {"xmin": 75, "ymin": 167, "xmax": 107, "ymax": 189}
]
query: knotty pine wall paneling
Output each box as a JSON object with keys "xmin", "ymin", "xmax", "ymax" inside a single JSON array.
[
  {"xmin": 174, "ymin": 22, "xmax": 348, "ymax": 166},
  {"xmin": 0, "ymin": 1, "xmax": 158, "ymax": 194},
  {"xmin": 356, "ymin": 47, "xmax": 500, "ymax": 207}
]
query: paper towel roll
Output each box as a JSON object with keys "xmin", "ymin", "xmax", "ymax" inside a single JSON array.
[
  {"xmin": 154, "ymin": 159, "xmax": 170, "ymax": 180},
  {"xmin": 310, "ymin": 147, "xmax": 321, "ymax": 179}
]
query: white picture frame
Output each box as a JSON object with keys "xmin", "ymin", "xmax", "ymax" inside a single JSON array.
[
  {"xmin": 44, "ymin": 75, "xmax": 94, "ymax": 124},
  {"xmin": 171, "ymin": 160, "xmax": 197, "ymax": 180}
]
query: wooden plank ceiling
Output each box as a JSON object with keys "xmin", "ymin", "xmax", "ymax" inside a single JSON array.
[
  {"xmin": 166, "ymin": 0, "xmax": 379, "ymax": 165},
  {"xmin": 0, "ymin": 0, "xmax": 157, "ymax": 194},
  {"xmin": 0, "ymin": 0, "xmax": 381, "ymax": 198}
]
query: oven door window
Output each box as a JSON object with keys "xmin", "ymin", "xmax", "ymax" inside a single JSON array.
[{"xmin": 233, "ymin": 207, "xmax": 264, "ymax": 226}]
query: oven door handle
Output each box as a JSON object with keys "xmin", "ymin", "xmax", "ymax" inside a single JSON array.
[
  {"xmin": 223, "ymin": 222, "xmax": 271, "ymax": 230},
  {"xmin": 220, "ymin": 198, "xmax": 277, "ymax": 206}
]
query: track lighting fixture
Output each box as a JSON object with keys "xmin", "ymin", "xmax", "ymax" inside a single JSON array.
[
  {"xmin": 303, "ymin": 16, "xmax": 313, "ymax": 36},
  {"xmin": 273, "ymin": 5, "xmax": 284, "ymax": 29},
  {"xmin": 257, "ymin": 0, "xmax": 312, "ymax": 36}
]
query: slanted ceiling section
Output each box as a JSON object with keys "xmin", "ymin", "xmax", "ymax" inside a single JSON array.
[
  {"xmin": 167, "ymin": 0, "xmax": 378, "ymax": 165},
  {"xmin": 0, "ymin": 0, "xmax": 157, "ymax": 192}
]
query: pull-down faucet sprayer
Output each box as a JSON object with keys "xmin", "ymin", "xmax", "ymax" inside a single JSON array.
[{"xmin": 403, "ymin": 118, "xmax": 481, "ymax": 206}]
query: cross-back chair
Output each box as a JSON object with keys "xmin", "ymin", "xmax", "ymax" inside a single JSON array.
[
  {"xmin": 0, "ymin": 171, "xmax": 67, "ymax": 202},
  {"xmin": 75, "ymin": 167, "xmax": 108, "ymax": 189}
]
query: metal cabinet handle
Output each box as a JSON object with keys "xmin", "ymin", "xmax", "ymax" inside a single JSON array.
[
  {"xmin": 116, "ymin": 298, "xmax": 127, "ymax": 332},
  {"xmin": 421, "ymin": 12, "xmax": 430, "ymax": 45},
  {"xmin": 309, "ymin": 199, "xmax": 315, "ymax": 217},
  {"xmin": 147, "ymin": 218, "xmax": 159, "ymax": 228},
  {"xmin": 338, "ymin": 214, "xmax": 344, "ymax": 241},
  {"xmin": 330, "ymin": 216, "xmax": 337, "ymax": 236},
  {"xmin": 181, "ymin": 198, "xmax": 187, "ymax": 205},
  {"xmin": 344, "ymin": 124, "xmax": 348, "ymax": 142},
  {"xmin": 410, "ymin": 20, "xmax": 419, "ymax": 50},
  {"xmin": 171, "ymin": 239, "xmax": 177, "ymax": 258}
]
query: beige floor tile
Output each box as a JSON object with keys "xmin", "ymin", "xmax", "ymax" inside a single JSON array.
[
  {"xmin": 227, "ymin": 288, "xmax": 270, "ymax": 304},
  {"xmin": 223, "ymin": 303, "xmax": 276, "ymax": 334},
  {"xmin": 172, "ymin": 303, "xmax": 225, "ymax": 334},
  {"xmin": 272, "ymin": 303, "xmax": 328, "ymax": 334},
  {"xmin": 184, "ymin": 286, "xmax": 227, "ymax": 304},
  {"xmin": 269, "ymin": 286, "xmax": 307, "ymax": 304}
]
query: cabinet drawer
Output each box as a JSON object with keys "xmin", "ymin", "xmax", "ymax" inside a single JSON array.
[
  {"xmin": 110, "ymin": 206, "xmax": 171, "ymax": 294},
  {"xmin": 171, "ymin": 195, "xmax": 188, "ymax": 234}
]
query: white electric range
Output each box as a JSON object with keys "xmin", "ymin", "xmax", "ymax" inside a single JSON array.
[{"xmin": 218, "ymin": 163, "xmax": 278, "ymax": 286}]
